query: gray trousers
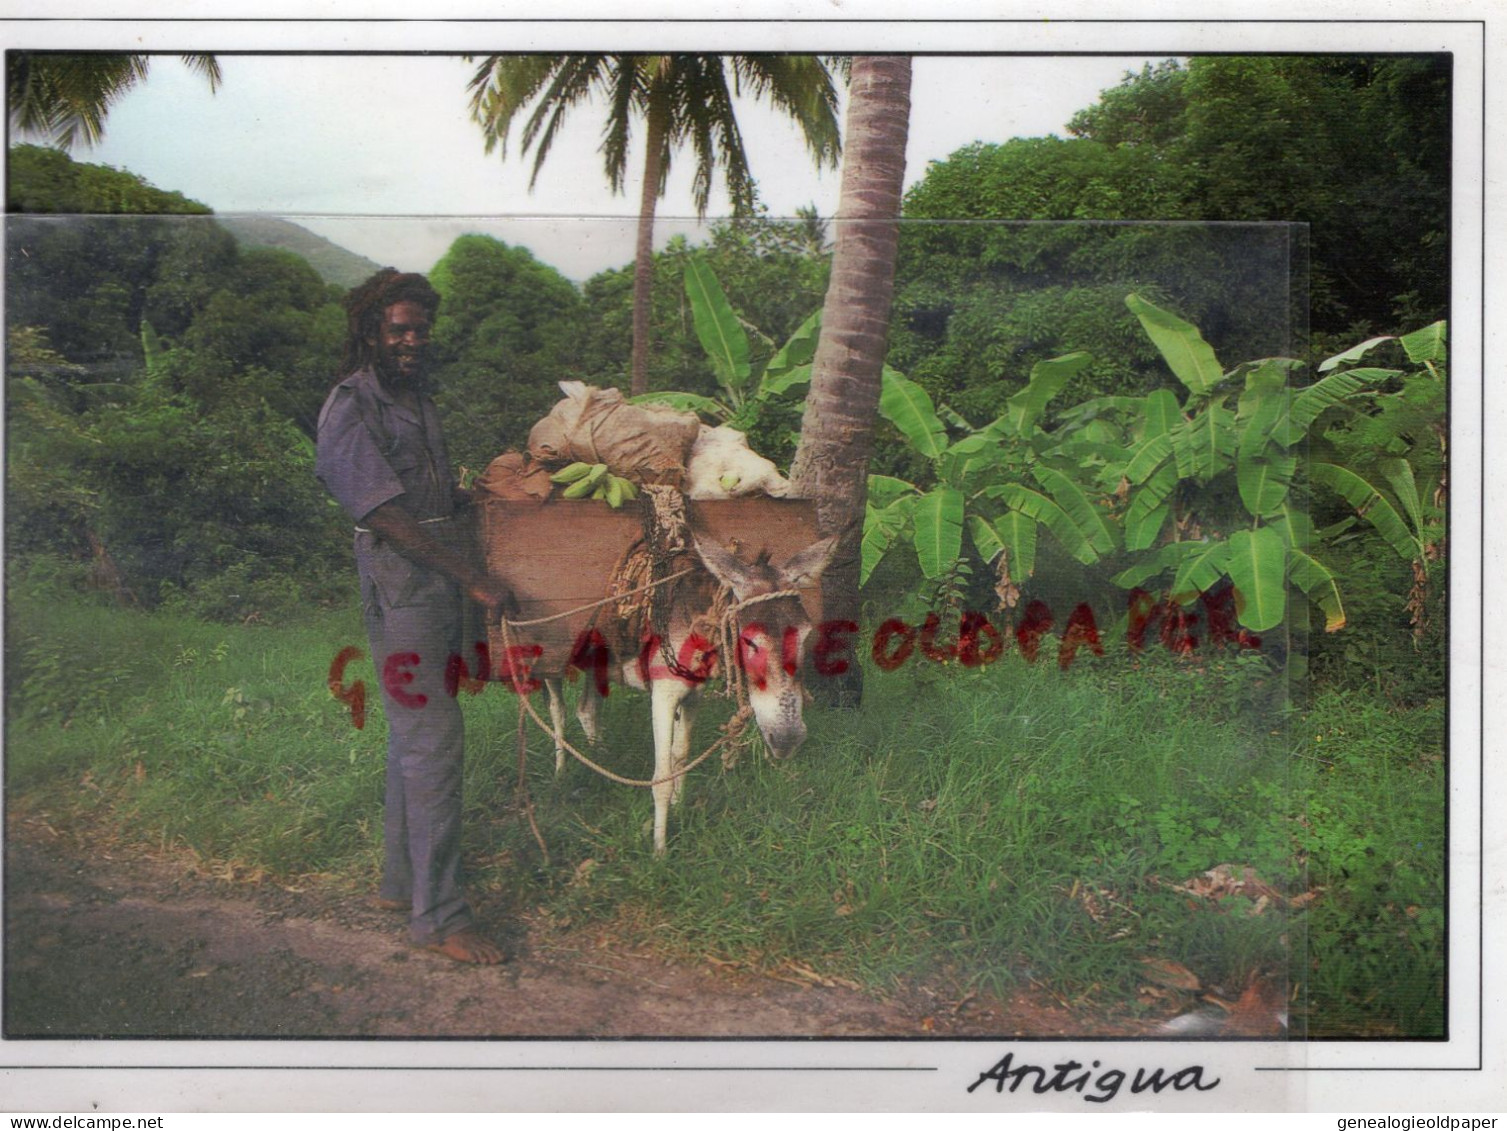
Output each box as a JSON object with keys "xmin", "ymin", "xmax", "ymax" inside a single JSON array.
[{"xmin": 361, "ymin": 587, "xmax": 474, "ymax": 946}]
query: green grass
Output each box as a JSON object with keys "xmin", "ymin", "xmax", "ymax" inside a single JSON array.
[{"xmin": 5, "ymin": 584, "xmax": 1445, "ymax": 1036}]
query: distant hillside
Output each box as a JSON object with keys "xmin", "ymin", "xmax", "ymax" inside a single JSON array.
[
  {"xmin": 8, "ymin": 144, "xmax": 211, "ymax": 215},
  {"xmin": 216, "ymin": 216, "xmax": 381, "ymax": 289}
]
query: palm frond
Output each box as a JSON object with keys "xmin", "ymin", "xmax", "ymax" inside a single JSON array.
[
  {"xmin": 600, "ymin": 56, "xmax": 649, "ymax": 193},
  {"xmin": 180, "ymin": 54, "xmax": 222, "ymax": 92},
  {"xmin": 10, "ymin": 53, "xmax": 140, "ymax": 147},
  {"xmin": 732, "ymin": 54, "xmax": 842, "ymax": 166},
  {"xmin": 466, "ymin": 53, "xmax": 840, "ymax": 213},
  {"xmin": 521, "ymin": 55, "xmax": 610, "ymax": 186},
  {"xmin": 468, "ymin": 55, "xmax": 583, "ymax": 161}
]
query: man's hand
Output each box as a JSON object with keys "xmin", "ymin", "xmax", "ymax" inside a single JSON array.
[
  {"xmin": 469, "ymin": 576, "xmax": 516, "ymax": 619},
  {"xmin": 362, "ymin": 503, "xmax": 513, "ymax": 616}
]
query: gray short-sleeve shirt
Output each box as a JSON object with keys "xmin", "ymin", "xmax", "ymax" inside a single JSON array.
[
  {"xmin": 316, "ymin": 367, "xmax": 455, "ymax": 525},
  {"xmin": 316, "ymin": 367, "xmax": 459, "ymax": 609}
]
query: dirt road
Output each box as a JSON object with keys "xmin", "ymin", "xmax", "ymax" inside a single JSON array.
[{"xmin": 5, "ymin": 812, "xmax": 1131, "ymax": 1041}]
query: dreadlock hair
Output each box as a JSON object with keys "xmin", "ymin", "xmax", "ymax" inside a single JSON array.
[{"xmin": 340, "ymin": 268, "xmax": 441, "ymax": 377}]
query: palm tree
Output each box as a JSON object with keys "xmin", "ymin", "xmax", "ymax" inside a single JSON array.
[
  {"xmin": 467, "ymin": 54, "xmax": 842, "ymax": 396},
  {"xmin": 788, "ymin": 56, "xmax": 912, "ymax": 708},
  {"xmin": 7, "ymin": 52, "xmax": 221, "ymax": 149}
]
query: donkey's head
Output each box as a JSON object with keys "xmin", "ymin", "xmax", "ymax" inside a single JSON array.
[{"xmin": 692, "ymin": 531, "xmax": 841, "ymax": 760}]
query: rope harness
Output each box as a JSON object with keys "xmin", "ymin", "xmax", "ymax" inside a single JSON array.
[{"xmin": 495, "ymin": 487, "xmax": 804, "ymax": 792}]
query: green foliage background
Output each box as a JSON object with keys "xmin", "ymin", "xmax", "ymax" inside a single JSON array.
[{"xmin": 3, "ymin": 55, "xmax": 1450, "ymax": 1037}]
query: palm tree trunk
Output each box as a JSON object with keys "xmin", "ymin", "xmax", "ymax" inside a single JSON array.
[
  {"xmin": 789, "ymin": 55, "xmax": 912, "ymax": 708},
  {"xmin": 630, "ymin": 102, "xmax": 669, "ymax": 397}
]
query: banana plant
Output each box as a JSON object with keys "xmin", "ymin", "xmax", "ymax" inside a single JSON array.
[
  {"xmin": 1110, "ymin": 294, "xmax": 1445, "ymax": 635},
  {"xmin": 860, "ymin": 351, "xmax": 1117, "ymax": 590},
  {"xmin": 1309, "ymin": 319, "xmax": 1445, "ymax": 571},
  {"xmin": 631, "ymin": 254, "xmax": 820, "ymax": 432}
]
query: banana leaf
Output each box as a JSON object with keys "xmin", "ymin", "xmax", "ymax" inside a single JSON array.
[
  {"xmin": 1288, "ymin": 548, "xmax": 1347, "ymax": 632},
  {"xmin": 1170, "ymin": 400, "xmax": 1236, "ymax": 482},
  {"xmin": 1000, "ymin": 509, "xmax": 1039, "ymax": 579},
  {"xmin": 630, "ymin": 390, "xmax": 729, "ymax": 418},
  {"xmin": 1399, "ymin": 320, "xmax": 1447, "ymax": 364},
  {"xmin": 1032, "ymin": 465, "xmax": 1116, "ymax": 556},
  {"xmin": 1280, "ymin": 368, "xmax": 1395, "ymax": 443},
  {"xmin": 1318, "ymin": 335, "xmax": 1396, "ymax": 372},
  {"xmin": 1169, "ymin": 539, "xmax": 1233, "ymax": 605},
  {"xmin": 1224, "ymin": 526, "xmax": 1287, "ymax": 631},
  {"xmin": 1237, "ymin": 396, "xmax": 1298, "ymax": 516},
  {"xmin": 1272, "ymin": 499, "xmax": 1317, "ymax": 551},
  {"xmin": 1054, "ymin": 394, "xmax": 1150, "ymax": 431},
  {"xmin": 1126, "ymin": 293, "xmax": 1223, "ymax": 397},
  {"xmin": 1112, "ymin": 540, "xmax": 1206, "ymax": 588},
  {"xmin": 1125, "ymin": 430, "xmax": 1176, "ymax": 484},
  {"xmin": 759, "ymin": 309, "xmax": 821, "ymax": 395},
  {"xmin": 1124, "ymin": 462, "xmax": 1178, "ymax": 551},
  {"xmin": 1230, "ymin": 357, "xmax": 1303, "ymax": 399},
  {"xmin": 1380, "ymin": 457, "xmax": 1426, "ymax": 538},
  {"xmin": 1310, "ymin": 461, "xmax": 1422, "ymax": 561},
  {"xmin": 879, "ymin": 366, "xmax": 948, "ymax": 460},
  {"xmin": 987, "ymin": 482, "xmax": 1103, "ymax": 565},
  {"xmin": 938, "ymin": 403, "xmax": 975, "ymax": 431},
  {"xmin": 685, "ymin": 256, "xmax": 750, "ymax": 397},
  {"xmin": 912, "ymin": 485, "xmax": 965, "ymax": 579},
  {"xmin": 861, "ymin": 494, "xmax": 916, "ymax": 585},
  {"xmin": 1005, "ymin": 351, "xmax": 1092, "ymax": 432},
  {"xmin": 967, "ymin": 513, "xmax": 1006, "ymax": 566},
  {"xmin": 759, "ymin": 362, "xmax": 812, "ymax": 397},
  {"xmin": 1143, "ymin": 387, "xmax": 1184, "ymax": 438},
  {"xmin": 866, "ymin": 473, "xmax": 919, "ymax": 509}
]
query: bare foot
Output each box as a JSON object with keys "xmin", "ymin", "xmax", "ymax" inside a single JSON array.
[{"xmin": 421, "ymin": 928, "xmax": 507, "ymax": 965}]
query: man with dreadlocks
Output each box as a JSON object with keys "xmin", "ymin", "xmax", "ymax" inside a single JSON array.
[{"xmin": 316, "ymin": 268, "xmax": 510, "ymax": 965}]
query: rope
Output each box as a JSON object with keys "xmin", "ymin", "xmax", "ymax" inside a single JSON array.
[
  {"xmin": 501, "ymin": 566, "xmax": 697, "ymax": 629},
  {"xmin": 498, "ymin": 615, "xmax": 749, "ymax": 790},
  {"xmin": 490, "ymin": 492, "xmax": 805, "ymax": 847},
  {"xmin": 515, "ymin": 691, "xmax": 550, "ymax": 867},
  {"xmin": 711, "ymin": 587, "xmax": 803, "ymax": 770}
]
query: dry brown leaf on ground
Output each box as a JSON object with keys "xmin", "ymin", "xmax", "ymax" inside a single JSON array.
[
  {"xmin": 1138, "ymin": 956, "xmax": 1202, "ymax": 991},
  {"xmin": 778, "ymin": 958, "xmax": 861, "ymax": 991}
]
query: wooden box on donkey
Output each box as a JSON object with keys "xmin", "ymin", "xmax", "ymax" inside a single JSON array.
[{"xmin": 476, "ymin": 495, "xmax": 823, "ymax": 679}]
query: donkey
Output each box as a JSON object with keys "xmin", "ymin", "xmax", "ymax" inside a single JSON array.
[{"xmin": 543, "ymin": 530, "xmax": 840, "ymax": 855}]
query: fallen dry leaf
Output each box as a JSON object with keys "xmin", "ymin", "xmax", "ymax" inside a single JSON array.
[
  {"xmin": 778, "ymin": 958, "xmax": 861, "ymax": 991},
  {"xmin": 1138, "ymin": 956, "xmax": 1202, "ymax": 991}
]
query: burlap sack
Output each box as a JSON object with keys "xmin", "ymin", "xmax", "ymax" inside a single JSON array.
[
  {"xmin": 474, "ymin": 451, "xmax": 552, "ymax": 503},
  {"xmin": 527, "ymin": 383, "xmax": 701, "ymax": 486}
]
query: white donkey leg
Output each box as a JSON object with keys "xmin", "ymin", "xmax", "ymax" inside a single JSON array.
[
  {"xmin": 576, "ymin": 683, "xmax": 602, "ymax": 747},
  {"xmin": 544, "ymin": 679, "xmax": 567, "ymax": 774},
  {"xmin": 649, "ymin": 678, "xmax": 691, "ymax": 855},
  {"xmin": 670, "ymin": 696, "xmax": 697, "ymax": 806}
]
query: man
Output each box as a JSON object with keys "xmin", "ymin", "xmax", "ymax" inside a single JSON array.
[{"xmin": 316, "ymin": 268, "xmax": 509, "ymax": 965}]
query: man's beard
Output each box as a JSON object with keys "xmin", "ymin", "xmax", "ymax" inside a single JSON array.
[{"xmin": 374, "ymin": 352, "xmax": 434, "ymax": 395}]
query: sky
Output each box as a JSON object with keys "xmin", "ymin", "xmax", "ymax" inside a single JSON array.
[{"xmin": 68, "ymin": 54, "xmax": 1166, "ymax": 281}]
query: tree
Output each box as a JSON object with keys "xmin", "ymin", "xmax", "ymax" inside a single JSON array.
[
  {"xmin": 466, "ymin": 54, "xmax": 842, "ymax": 396},
  {"xmin": 893, "ymin": 136, "xmax": 1301, "ymax": 424},
  {"xmin": 425, "ymin": 234, "xmax": 586, "ymax": 468},
  {"xmin": 175, "ymin": 247, "xmax": 345, "ymax": 434},
  {"xmin": 789, "ymin": 55, "xmax": 913, "ymax": 707},
  {"xmin": 575, "ymin": 213, "xmax": 832, "ymax": 443},
  {"xmin": 7, "ymin": 52, "xmax": 220, "ymax": 149},
  {"xmin": 886, "ymin": 55, "xmax": 1449, "ymax": 457},
  {"xmin": 1067, "ymin": 56, "xmax": 1449, "ymax": 339},
  {"xmin": 7, "ymin": 146, "xmax": 220, "ymax": 368}
]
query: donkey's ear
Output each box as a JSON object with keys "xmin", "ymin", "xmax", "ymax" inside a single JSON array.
[
  {"xmin": 778, "ymin": 532, "xmax": 843, "ymax": 591},
  {"xmin": 691, "ymin": 532, "xmax": 759, "ymax": 601}
]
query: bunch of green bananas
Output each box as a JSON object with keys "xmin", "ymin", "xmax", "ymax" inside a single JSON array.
[{"xmin": 549, "ymin": 462, "xmax": 639, "ymax": 508}]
